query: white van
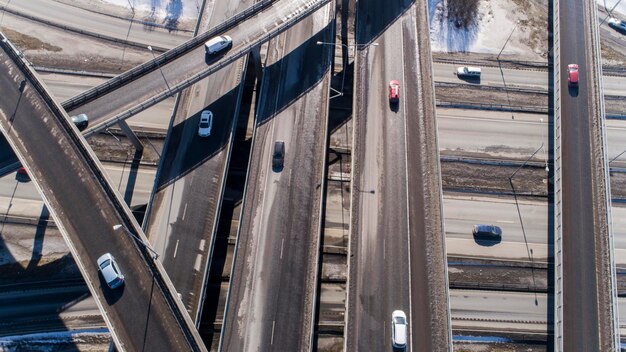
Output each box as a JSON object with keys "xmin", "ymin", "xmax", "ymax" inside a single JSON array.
[
  {"xmin": 456, "ymin": 66, "xmax": 481, "ymax": 78},
  {"xmin": 205, "ymin": 35, "xmax": 232, "ymax": 55}
]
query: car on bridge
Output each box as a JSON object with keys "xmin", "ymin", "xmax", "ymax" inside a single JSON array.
[
  {"xmin": 567, "ymin": 64, "xmax": 579, "ymax": 87},
  {"xmin": 472, "ymin": 224, "xmax": 502, "ymax": 238},
  {"xmin": 391, "ymin": 310, "xmax": 407, "ymax": 348},
  {"xmin": 388, "ymin": 80, "xmax": 400, "ymax": 104},
  {"xmin": 97, "ymin": 253, "xmax": 125, "ymax": 289},
  {"xmin": 198, "ymin": 110, "xmax": 213, "ymax": 137},
  {"xmin": 205, "ymin": 35, "xmax": 232, "ymax": 55},
  {"xmin": 70, "ymin": 114, "xmax": 89, "ymax": 131},
  {"xmin": 272, "ymin": 140, "xmax": 285, "ymax": 172}
]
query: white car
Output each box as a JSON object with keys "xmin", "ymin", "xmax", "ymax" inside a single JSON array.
[
  {"xmin": 391, "ymin": 310, "xmax": 407, "ymax": 348},
  {"xmin": 205, "ymin": 35, "xmax": 232, "ymax": 55},
  {"xmin": 97, "ymin": 253, "xmax": 124, "ymax": 289},
  {"xmin": 198, "ymin": 110, "xmax": 213, "ymax": 137},
  {"xmin": 608, "ymin": 18, "xmax": 626, "ymax": 33}
]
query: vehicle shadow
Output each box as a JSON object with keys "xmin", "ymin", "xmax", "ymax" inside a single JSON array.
[
  {"xmin": 472, "ymin": 234, "xmax": 502, "ymax": 246},
  {"xmin": 457, "ymin": 75, "xmax": 481, "ymax": 85},
  {"xmin": 568, "ymin": 85, "xmax": 579, "ymax": 97},
  {"xmin": 256, "ymin": 21, "xmax": 335, "ymax": 125},
  {"xmin": 356, "ymin": 0, "xmax": 416, "ymax": 45},
  {"xmin": 156, "ymin": 22, "xmax": 334, "ymax": 190},
  {"xmin": 100, "ymin": 274, "xmax": 125, "ymax": 305}
]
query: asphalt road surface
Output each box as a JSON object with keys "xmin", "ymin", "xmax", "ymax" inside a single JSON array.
[
  {"xmin": 6, "ymin": 0, "xmax": 190, "ymax": 49},
  {"xmin": 66, "ymin": 0, "xmax": 329, "ymax": 132},
  {"xmin": 433, "ymin": 62, "xmax": 626, "ymax": 96},
  {"xmin": 220, "ymin": 5, "xmax": 332, "ymax": 351},
  {"xmin": 40, "ymin": 73, "xmax": 174, "ymax": 131},
  {"xmin": 0, "ymin": 43, "xmax": 203, "ymax": 351},
  {"xmin": 449, "ymin": 289, "xmax": 547, "ymax": 333},
  {"xmin": 559, "ymin": 0, "xmax": 616, "ymax": 350},
  {"xmin": 0, "ymin": 282, "xmax": 103, "ymax": 336},
  {"xmin": 144, "ymin": 0, "xmax": 253, "ymax": 322},
  {"xmin": 346, "ymin": 0, "xmax": 451, "ymax": 350},
  {"xmin": 444, "ymin": 194, "xmax": 548, "ymax": 261}
]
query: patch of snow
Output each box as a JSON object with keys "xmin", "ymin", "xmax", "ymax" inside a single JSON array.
[
  {"xmin": 102, "ymin": 0, "xmax": 202, "ymax": 20},
  {"xmin": 601, "ymin": 0, "xmax": 626, "ymax": 18},
  {"xmin": 429, "ymin": 0, "xmax": 531, "ymax": 57},
  {"xmin": 0, "ymin": 329, "xmax": 109, "ymax": 346}
]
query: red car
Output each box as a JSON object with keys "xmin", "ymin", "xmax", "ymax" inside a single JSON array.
[
  {"xmin": 568, "ymin": 64, "xmax": 579, "ymax": 87},
  {"xmin": 388, "ymin": 80, "xmax": 400, "ymax": 104}
]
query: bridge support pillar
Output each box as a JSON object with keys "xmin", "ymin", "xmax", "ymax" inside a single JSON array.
[
  {"xmin": 249, "ymin": 45, "xmax": 263, "ymax": 79},
  {"xmin": 117, "ymin": 120, "xmax": 143, "ymax": 151}
]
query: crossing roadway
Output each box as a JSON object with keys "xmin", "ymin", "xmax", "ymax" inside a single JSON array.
[
  {"xmin": 0, "ymin": 38, "xmax": 205, "ymax": 351},
  {"xmin": 220, "ymin": 4, "xmax": 333, "ymax": 350}
]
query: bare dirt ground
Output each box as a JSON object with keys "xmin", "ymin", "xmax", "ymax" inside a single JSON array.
[
  {"xmin": 453, "ymin": 342, "xmax": 547, "ymax": 351},
  {"xmin": 442, "ymin": 161, "xmax": 548, "ymax": 195},
  {"xmin": 0, "ymin": 11, "xmax": 151, "ymax": 73}
]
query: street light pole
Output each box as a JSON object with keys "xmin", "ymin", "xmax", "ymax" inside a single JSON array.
[
  {"xmin": 147, "ymin": 45, "xmax": 172, "ymax": 95},
  {"xmin": 113, "ymin": 224, "xmax": 159, "ymax": 259},
  {"xmin": 316, "ymin": 41, "xmax": 378, "ymax": 99}
]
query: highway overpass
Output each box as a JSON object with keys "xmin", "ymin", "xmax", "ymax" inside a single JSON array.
[
  {"xmin": 554, "ymin": 0, "xmax": 619, "ymax": 349},
  {"xmin": 345, "ymin": 0, "xmax": 451, "ymax": 351},
  {"xmin": 0, "ymin": 34, "xmax": 205, "ymax": 351}
]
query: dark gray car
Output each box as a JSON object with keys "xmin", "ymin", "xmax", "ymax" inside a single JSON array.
[
  {"xmin": 472, "ymin": 224, "xmax": 502, "ymax": 238},
  {"xmin": 70, "ymin": 114, "xmax": 89, "ymax": 131},
  {"xmin": 272, "ymin": 140, "xmax": 285, "ymax": 171}
]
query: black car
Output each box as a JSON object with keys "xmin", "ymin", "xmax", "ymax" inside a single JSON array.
[
  {"xmin": 472, "ymin": 224, "xmax": 502, "ymax": 238},
  {"xmin": 272, "ymin": 140, "xmax": 285, "ymax": 171},
  {"xmin": 70, "ymin": 114, "xmax": 89, "ymax": 131},
  {"xmin": 608, "ymin": 18, "xmax": 626, "ymax": 34}
]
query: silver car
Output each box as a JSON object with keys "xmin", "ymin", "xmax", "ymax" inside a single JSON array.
[
  {"xmin": 198, "ymin": 110, "xmax": 213, "ymax": 137},
  {"xmin": 392, "ymin": 310, "xmax": 407, "ymax": 348},
  {"xmin": 97, "ymin": 253, "xmax": 124, "ymax": 289}
]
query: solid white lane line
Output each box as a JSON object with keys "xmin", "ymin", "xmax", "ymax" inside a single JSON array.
[
  {"xmin": 173, "ymin": 239, "xmax": 180, "ymax": 258},
  {"xmin": 280, "ymin": 238, "xmax": 285, "ymax": 259}
]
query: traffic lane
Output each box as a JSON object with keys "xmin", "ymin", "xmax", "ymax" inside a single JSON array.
[
  {"xmin": 347, "ymin": 19, "xmax": 412, "ymax": 352},
  {"xmin": 356, "ymin": 0, "xmax": 414, "ymax": 44},
  {"xmin": 560, "ymin": 0, "xmax": 608, "ymax": 349},
  {"xmin": 450, "ymin": 289, "xmax": 547, "ymax": 329},
  {"xmin": 67, "ymin": 0, "xmax": 322, "ymax": 124},
  {"xmin": 437, "ymin": 108, "xmax": 626, "ymax": 162},
  {"xmin": 143, "ymin": 0, "xmax": 254, "ymax": 321},
  {"xmin": 2, "ymin": 162, "xmax": 156, "ymax": 206},
  {"xmin": 437, "ymin": 109, "xmax": 546, "ymax": 160},
  {"xmin": 433, "ymin": 62, "xmax": 548, "ymax": 89},
  {"xmin": 220, "ymin": 10, "xmax": 332, "ymax": 351},
  {"xmin": 402, "ymin": 9, "xmax": 450, "ymax": 350},
  {"xmin": 146, "ymin": 77, "xmax": 243, "ymax": 317},
  {"xmin": 0, "ymin": 52, "xmax": 196, "ymax": 351},
  {"xmin": 40, "ymin": 73, "xmax": 175, "ymax": 131},
  {"xmin": 443, "ymin": 195, "xmax": 548, "ymax": 261},
  {"xmin": 433, "ymin": 62, "xmax": 625, "ymax": 96},
  {"xmin": 8, "ymin": 0, "xmax": 190, "ymax": 48}
]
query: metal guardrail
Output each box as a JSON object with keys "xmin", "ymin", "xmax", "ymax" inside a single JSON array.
[
  {"xmin": 588, "ymin": 0, "xmax": 620, "ymax": 347},
  {"xmin": 0, "ymin": 33, "xmax": 206, "ymax": 352},
  {"xmin": 61, "ymin": 0, "xmax": 274, "ymax": 113},
  {"xmin": 552, "ymin": 0, "xmax": 564, "ymax": 349},
  {"xmin": 449, "ymin": 281, "xmax": 547, "ymax": 293},
  {"xmin": 83, "ymin": 0, "xmax": 333, "ymax": 138},
  {"xmin": 436, "ymin": 100, "xmax": 548, "ymax": 114}
]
